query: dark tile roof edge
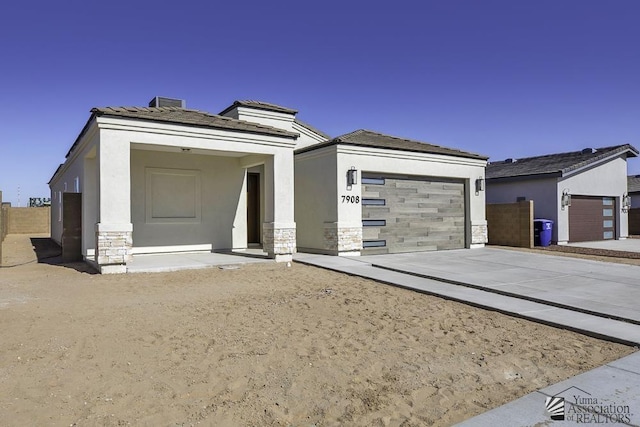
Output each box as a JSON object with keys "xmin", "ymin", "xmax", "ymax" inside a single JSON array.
[
  {"xmin": 60, "ymin": 106, "xmax": 298, "ymax": 172},
  {"xmin": 295, "ymin": 129, "xmax": 488, "ymax": 160},
  {"xmin": 628, "ymin": 175, "xmax": 640, "ymax": 193},
  {"xmin": 92, "ymin": 106, "xmax": 298, "ymax": 138},
  {"xmin": 561, "ymin": 144, "xmax": 638, "ymax": 174},
  {"xmin": 293, "ymin": 118, "xmax": 331, "ymax": 140},
  {"xmin": 487, "ymin": 144, "xmax": 639, "ymax": 180},
  {"xmin": 219, "ymin": 100, "xmax": 298, "ymax": 116}
]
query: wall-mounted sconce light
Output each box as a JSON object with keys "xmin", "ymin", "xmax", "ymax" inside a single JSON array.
[
  {"xmin": 347, "ymin": 167, "xmax": 357, "ymax": 187},
  {"xmin": 622, "ymin": 193, "xmax": 631, "ymax": 213},
  {"xmin": 561, "ymin": 189, "xmax": 571, "ymax": 210},
  {"xmin": 475, "ymin": 177, "xmax": 485, "ymax": 193}
]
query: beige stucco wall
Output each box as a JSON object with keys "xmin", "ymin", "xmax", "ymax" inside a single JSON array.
[
  {"xmin": 294, "ymin": 147, "xmax": 338, "ymax": 252},
  {"xmin": 49, "ymin": 124, "xmax": 99, "ymax": 247},
  {"xmin": 130, "ymin": 149, "xmax": 247, "ymax": 252},
  {"xmin": 295, "ymin": 144, "xmax": 487, "ymax": 254}
]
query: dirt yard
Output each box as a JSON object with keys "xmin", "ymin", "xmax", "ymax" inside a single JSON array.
[{"xmin": 0, "ymin": 235, "xmax": 635, "ymax": 426}]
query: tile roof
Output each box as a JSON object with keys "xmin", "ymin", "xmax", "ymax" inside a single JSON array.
[
  {"xmin": 295, "ymin": 129, "xmax": 488, "ymax": 160},
  {"xmin": 629, "ymin": 175, "xmax": 640, "ymax": 193},
  {"xmin": 219, "ymin": 100, "xmax": 298, "ymax": 116},
  {"xmin": 487, "ymin": 144, "xmax": 639, "ymax": 180},
  {"xmin": 92, "ymin": 106, "xmax": 298, "ymax": 138}
]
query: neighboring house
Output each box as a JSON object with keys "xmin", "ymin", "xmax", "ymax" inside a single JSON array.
[
  {"xmin": 486, "ymin": 145, "xmax": 639, "ymax": 244},
  {"xmin": 629, "ymin": 175, "xmax": 640, "ymax": 208},
  {"xmin": 295, "ymin": 129, "xmax": 489, "ymax": 255},
  {"xmin": 628, "ymin": 175, "xmax": 640, "ymax": 235},
  {"xmin": 50, "ymin": 97, "xmax": 488, "ymax": 273},
  {"xmin": 49, "ymin": 97, "xmax": 327, "ymax": 273}
]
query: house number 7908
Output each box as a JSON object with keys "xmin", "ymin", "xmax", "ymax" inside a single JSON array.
[{"xmin": 341, "ymin": 195, "xmax": 360, "ymax": 203}]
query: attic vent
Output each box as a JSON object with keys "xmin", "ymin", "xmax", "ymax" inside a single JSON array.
[
  {"xmin": 149, "ymin": 96, "xmax": 186, "ymax": 108},
  {"xmin": 505, "ymin": 158, "xmax": 516, "ymax": 163},
  {"xmin": 581, "ymin": 148, "xmax": 596, "ymax": 154}
]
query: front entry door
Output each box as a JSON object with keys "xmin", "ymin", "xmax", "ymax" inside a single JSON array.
[{"xmin": 247, "ymin": 173, "xmax": 260, "ymax": 244}]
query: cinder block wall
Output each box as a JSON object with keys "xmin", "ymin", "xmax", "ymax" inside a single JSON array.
[
  {"xmin": 486, "ymin": 201, "xmax": 534, "ymax": 248},
  {"xmin": 630, "ymin": 208, "xmax": 640, "ymax": 235},
  {"xmin": 7, "ymin": 207, "xmax": 51, "ymax": 234}
]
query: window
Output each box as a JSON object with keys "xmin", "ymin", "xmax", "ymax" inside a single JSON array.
[
  {"xmin": 362, "ymin": 198, "xmax": 386, "ymax": 206},
  {"xmin": 363, "ymin": 240, "xmax": 386, "ymax": 248},
  {"xmin": 362, "ymin": 177, "xmax": 385, "ymax": 185},
  {"xmin": 603, "ymin": 209, "xmax": 613, "ymax": 217},
  {"xmin": 603, "ymin": 231, "xmax": 614, "ymax": 239},
  {"xmin": 603, "ymin": 198, "xmax": 614, "ymax": 206},
  {"xmin": 603, "ymin": 220, "xmax": 613, "ymax": 228},
  {"xmin": 363, "ymin": 219, "xmax": 386, "ymax": 227}
]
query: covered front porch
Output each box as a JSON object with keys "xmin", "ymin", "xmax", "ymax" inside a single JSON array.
[{"xmin": 80, "ymin": 120, "xmax": 297, "ymax": 273}]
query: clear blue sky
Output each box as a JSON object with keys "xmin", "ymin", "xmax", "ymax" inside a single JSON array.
[{"xmin": 1, "ymin": 0, "xmax": 639, "ymax": 205}]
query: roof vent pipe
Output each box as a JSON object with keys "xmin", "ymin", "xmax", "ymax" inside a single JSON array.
[{"xmin": 581, "ymin": 148, "xmax": 596, "ymax": 154}]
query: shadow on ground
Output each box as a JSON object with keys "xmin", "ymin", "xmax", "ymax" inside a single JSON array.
[{"xmin": 29, "ymin": 237, "xmax": 97, "ymax": 274}]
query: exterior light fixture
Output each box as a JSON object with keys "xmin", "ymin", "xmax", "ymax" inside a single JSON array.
[
  {"xmin": 561, "ymin": 189, "xmax": 571, "ymax": 209},
  {"xmin": 475, "ymin": 177, "xmax": 485, "ymax": 193},
  {"xmin": 347, "ymin": 167, "xmax": 357, "ymax": 186},
  {"xmin": 622, "ymin": 193, "xmax": 631, "ymax": 213}
]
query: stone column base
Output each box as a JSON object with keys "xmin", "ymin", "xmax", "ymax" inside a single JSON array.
[
  {"xmin": 471, "ymin": 221, "xmax": 488, "ymax": 247},
  {"xmin": 324, "ymin": 223, "xmax": 362, "ymax": 255},
  {"xmin": 95, "ymin": 223, "xmax": 133, "ymax": 274},
  {"xmin": 263, "ymin": 223, "xmax": 296, "ymax": 262}
]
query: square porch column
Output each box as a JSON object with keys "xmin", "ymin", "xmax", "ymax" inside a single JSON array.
[
  {"xmin": 95, "ymin": 133, "xmax": 133, "ymax": 273},
  {"xmin": 263, "ymin": 152, "xmax": 296, "ymax": 262}
]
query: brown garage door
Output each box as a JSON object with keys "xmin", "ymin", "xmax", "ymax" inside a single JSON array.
[
  {"xmin": 569, "ymin": 196, "xmax": 615, "ymax": 242},
  {"xmin": 361, "ymin": 174, "xmax": 465, "ymax": 254}
]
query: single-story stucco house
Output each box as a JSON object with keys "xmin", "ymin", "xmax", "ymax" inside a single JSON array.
[
  {"xmin": 486, "ymin": 145, "xmax": 639, "ymax": 244},
  {"xmin": 49, "ymin": 97, "xmax": 489, "ymax": 273}
]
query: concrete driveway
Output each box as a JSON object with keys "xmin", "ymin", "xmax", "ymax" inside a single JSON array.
[{"xmin": 359, "ymin": 247, "xmax": 640, "ymax": 324}]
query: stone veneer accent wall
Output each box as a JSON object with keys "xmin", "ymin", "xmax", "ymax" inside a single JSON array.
[
  {"xmin": 96, "ymin": 231, "xmax": 133, "ymax": 266},
  {"xmin": 471, "ymin": 222, "xmax": 489, "ymax": 245},
  {"xmin": 323, "ymin": 223, "xmax": 363, "ymax": 254},
  {"xmin": 263, "ymin": 224, "xmax": 296, "ymax": 259}
]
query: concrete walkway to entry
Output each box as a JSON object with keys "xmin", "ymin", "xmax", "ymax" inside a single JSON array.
[{"xmin": 294, "ymin": 248, "xmax": 640, "ymax": 425}]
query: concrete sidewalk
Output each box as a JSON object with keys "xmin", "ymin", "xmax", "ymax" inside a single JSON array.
[
  {"xmin": 567, "ymin": 238, "xmax": 640, "ymax": 253},
  {"xmin": 294, "ymin": 248, "xmax": 640, "ymax": 426}
]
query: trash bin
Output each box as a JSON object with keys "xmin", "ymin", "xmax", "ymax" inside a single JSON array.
[{"xmin": 534, "ymin": 219, "xmax": 554, "ymax": 247}]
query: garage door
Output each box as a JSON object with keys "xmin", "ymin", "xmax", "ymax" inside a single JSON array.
[
  {"xmin": 569, "ymin": 196, "xmax": 616, "ymax": 242},
  {"xmin": 361, "ymin": 174, "xmax": 465, "ymax": 254}
]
